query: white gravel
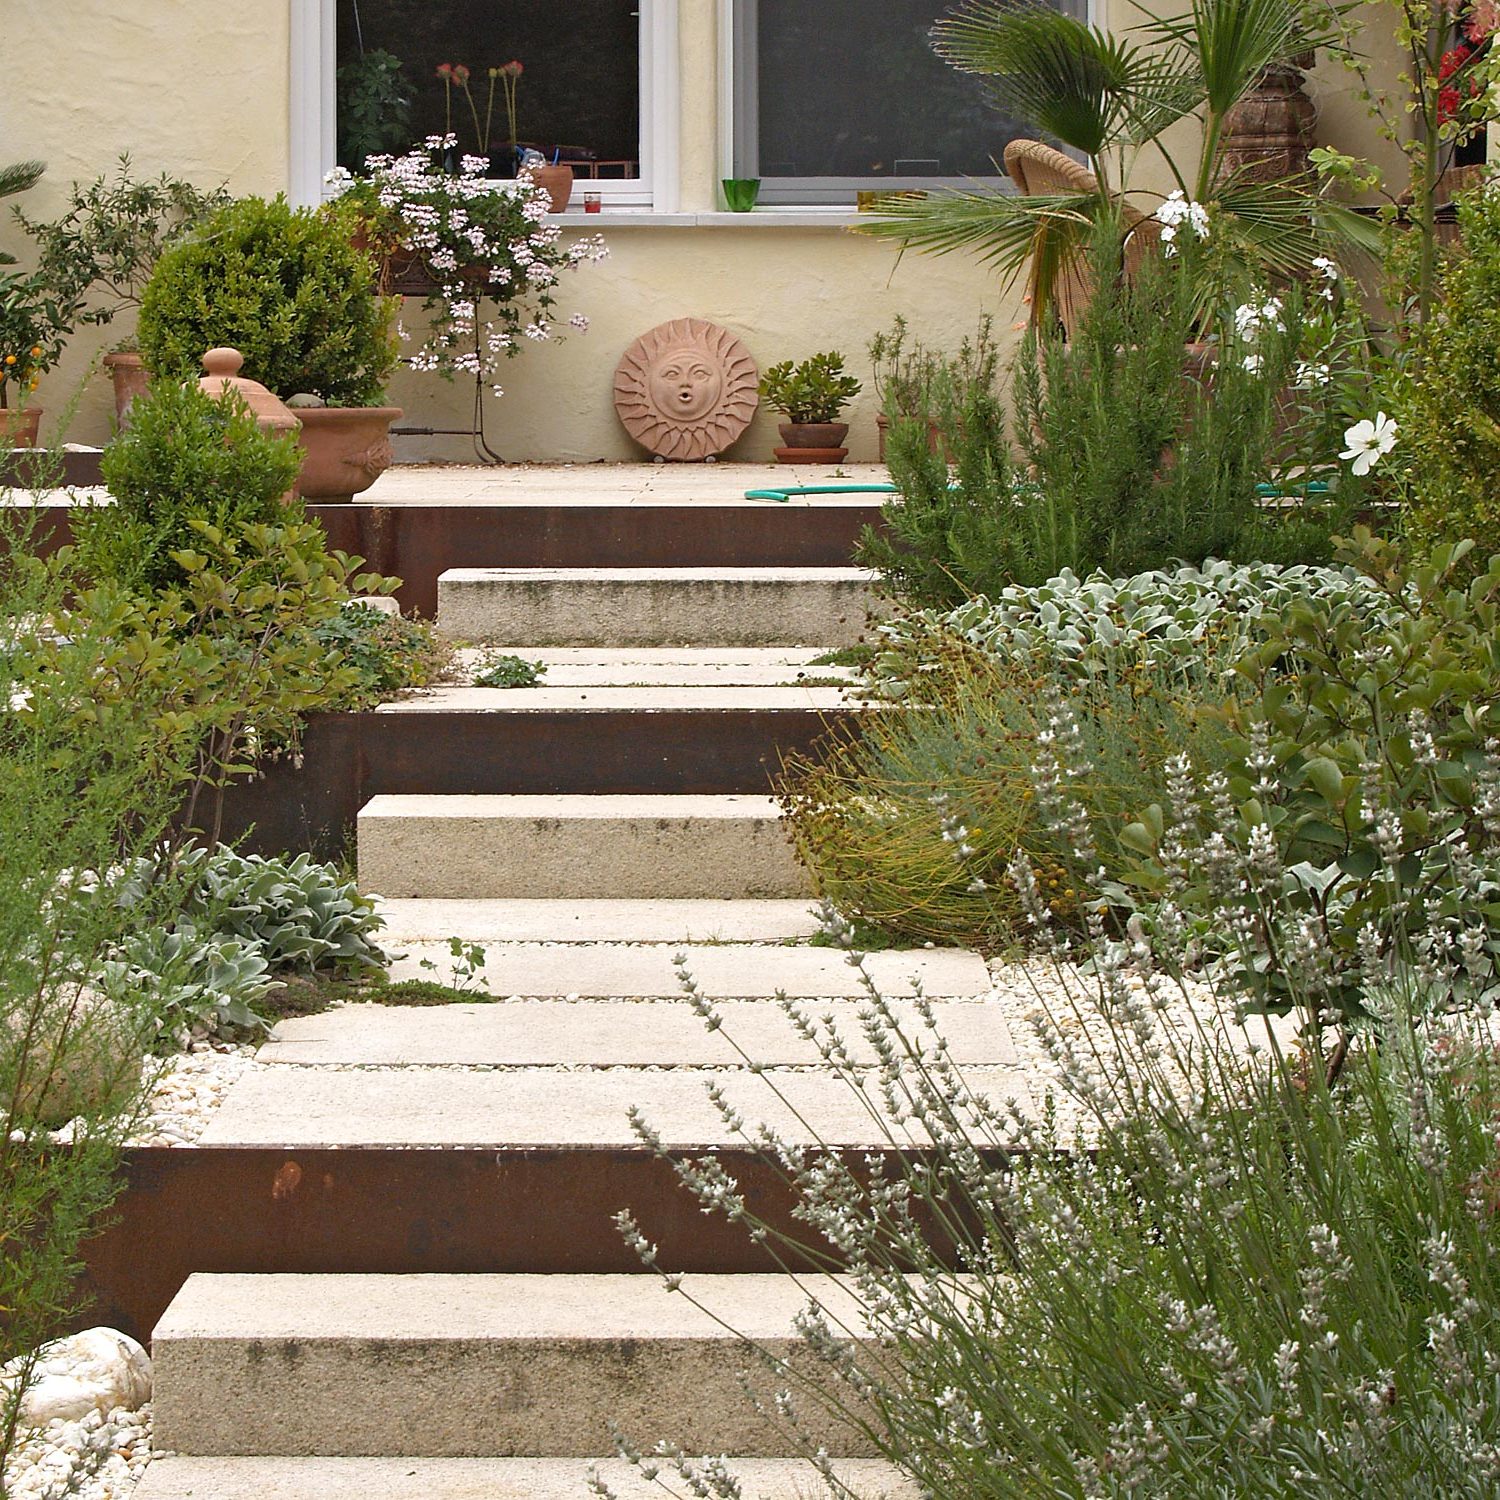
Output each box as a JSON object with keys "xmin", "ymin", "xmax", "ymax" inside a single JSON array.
[
  {"xmin": 123, "ymin": 1041, "xmax": 261, "ymax": 1148},
  {"xmin": 4, "ymin": 1405, "xmax": 155, "ymax": 1500}
]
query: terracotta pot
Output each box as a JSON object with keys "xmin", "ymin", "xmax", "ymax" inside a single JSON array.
[
  {"xmin": 0, "ymin": 407, "xmax": 42, "ymax": 448},
  {"xmin": 778, "ymin": 421, "xmax": 849, "ymax": 449},
  {"xmin": 103, "ymin": 352, "xmax": 150, "ymax": 427},
  {"xmin": 296, "ymin": 406, "xmax": 403, "ymax": 501},
  {"xmin": 1219, "ymin": 62, "xmax": 1317, "ymax": 185},
  {"xmin": 530, "ymin": 163, "xmax": 575, "ymax": 213},
  {"xmin": 775, "ymin": 446, "xmax": 849, "ymax": 464}
]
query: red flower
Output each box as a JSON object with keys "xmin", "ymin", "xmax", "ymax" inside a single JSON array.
[
  {"xmin": 1438, "ymin": 83, "xmax": 1464, "ymax": 121},
  {"xmin": 435, "ymin": 62, "xmax": 454, "ymax": 80},
  {"xmin": 1439, "ymin": 42, "xmax": 1472, "ymax": 80},
  {"xmin": 451, "ymin": 63, "xmax": 471, "ymax": 83},
  {"xmin": 502, "ymin": 59, "xmax": 524, "ymax": 78}
]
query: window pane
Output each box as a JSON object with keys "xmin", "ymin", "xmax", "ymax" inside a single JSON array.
[
  {"xmin": 337, "ymin": 1, "xmax": 640, "ymax": 177},
  {"xmin": 752, "ymin": 0, "xmax": 1043, "ymax": 181}
]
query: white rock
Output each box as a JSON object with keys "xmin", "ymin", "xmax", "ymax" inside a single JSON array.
[
  {"xmin": 348, "ymin": 593, "xmax": 401, "ymax": 617},
  {"xmin": 2, "ymin": 1328, "xmax": 152, "ymax": 1425}
]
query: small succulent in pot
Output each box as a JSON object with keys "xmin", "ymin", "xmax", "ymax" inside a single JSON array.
[{"xmin": 759, "ymin": 350, "xmax": 863, "ymax": 464}]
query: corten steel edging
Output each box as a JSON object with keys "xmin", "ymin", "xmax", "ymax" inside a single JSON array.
[
  {"xmin": 79, "ymin": 1144, "xmax": 1006, "ymax": 1346},
  {"xmin": 4, "ymin": 502, "xmax": 885, "ymax": 618},
  {"xmin": 312, "ymin": 503, "xmax": 885, "ymax": 618},
  {"xmin": 0, "ymin": 449, "xmax": 103, "ymax": 489},
  {"xmin": 211, "ymin": 707, "xmax": 860, "ymax": 860}
]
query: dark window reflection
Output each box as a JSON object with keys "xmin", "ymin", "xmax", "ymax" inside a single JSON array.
[{"xmin": 337, "ymin": 1, "xmax": 641, "ymax": 176}]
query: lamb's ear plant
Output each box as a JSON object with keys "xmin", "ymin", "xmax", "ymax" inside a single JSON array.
[{"xmin": 603, "ymin": 587, "xmax": 1500, "ymax": 1496}]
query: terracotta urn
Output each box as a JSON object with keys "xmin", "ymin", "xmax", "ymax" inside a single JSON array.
[
  {"xmin": 295, "ymin": 405, "xmax": 403, "ymax": 501},
  {"xmin": 530, "ymin": 163, "xmax": 575, "ymax": 213},
  {"xmin": 0, "ymin": 407, "xmax": 42, "ymax": 448},
  {"xmin": 102, "ymin": 352, "xmax": 150, "ymax": 427},
  {"xmin": 775, "ymin": 420, "xmax": 849, "ymax": 464}
]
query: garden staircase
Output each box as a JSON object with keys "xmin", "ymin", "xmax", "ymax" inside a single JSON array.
[{"xmin": 129, "ymin": 475, "xmax": 1017, "ymax": 1500}]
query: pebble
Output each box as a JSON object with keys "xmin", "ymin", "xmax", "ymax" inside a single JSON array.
[
  {"xmin": 4, "ymin": 1403, "xmax": 155, "ymax": 1500},
  {"xmin": 123, "ymin": 1041, "xmax": 260, "ymax": 1148}
]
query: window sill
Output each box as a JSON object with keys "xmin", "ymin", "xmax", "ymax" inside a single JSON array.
[{"xmin": 554, "ymin": 209, "xmax": 865, "ymax": 228}]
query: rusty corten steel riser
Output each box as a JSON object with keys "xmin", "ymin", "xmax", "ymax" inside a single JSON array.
[
  {"xmin": 79, "ymin": 1146, "xmax": 999, "ymax": 1346},
  {"xmin": 16, "ymin": 503, "xmax": 883, "ymax": 618},
  {"xmin": 210, "ymin": 708, "xmax": 853, "ymax": 861}
]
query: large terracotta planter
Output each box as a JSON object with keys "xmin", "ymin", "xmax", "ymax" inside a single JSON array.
[
  {"xmin": 775, "ymin": 420, "xmax": 849, "ymax": 465},
  {"xmin": 296, "ymin": 406, "xmax": 403, "ymax": 501},
  {"xmin": 0, "ymin": 407, "xmax": 42, "ymax": 448},
  {"xmin": 103, "ymin": 352, "xmax": 151, "ymax": 427}
]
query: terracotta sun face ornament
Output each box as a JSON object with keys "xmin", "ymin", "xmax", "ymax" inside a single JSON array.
[{"xmin": 614, "ymin": 318, "xmax": 759, "ymax": 460}]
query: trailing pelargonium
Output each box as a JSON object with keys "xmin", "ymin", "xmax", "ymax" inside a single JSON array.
[{"xmin": 332, "ymin": 137, "xmax": 606, "ymax": 398}]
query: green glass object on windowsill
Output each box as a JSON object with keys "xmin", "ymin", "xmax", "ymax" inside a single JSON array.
[{"xmin": 721, "ymin": 178, "xmax": 761, "ymax": 212}]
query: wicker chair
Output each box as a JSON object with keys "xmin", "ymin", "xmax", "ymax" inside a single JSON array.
[{"xmin": 1003, "ymin": 139, "xmax": 1160, "ymax": 338}]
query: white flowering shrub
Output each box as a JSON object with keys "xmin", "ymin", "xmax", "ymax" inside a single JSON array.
[{"xmin": 331, "ymin": 137, "xmax": 607, "ymax": 397}]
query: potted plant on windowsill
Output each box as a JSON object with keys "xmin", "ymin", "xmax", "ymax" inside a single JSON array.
[
  {"xmin": 17, "ymin": 157, "xmax": 230, "ymax": 425},
  {"xmin": 760, "ymin": 351, "xmax": 863, "ymax": 463},
  {"xmin": 137, "ymin": 195, "xmax": 402, "ymax": 501}
]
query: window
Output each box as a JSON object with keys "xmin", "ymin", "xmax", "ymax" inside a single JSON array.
[
  {"xmin": 292, "ymin": 0, "xmax": 678, "ymax": 209},
  {"xmin": 725, "ymin": 0, "xmax": 1086, "ymax": 205}
]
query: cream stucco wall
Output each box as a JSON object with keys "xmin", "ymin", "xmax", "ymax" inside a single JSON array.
[{"xmin": 9, "ymin": 0, "xmax": 1415, "ymax": 463}]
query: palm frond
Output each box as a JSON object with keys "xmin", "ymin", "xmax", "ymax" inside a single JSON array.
[
  {"xmin": 0, "ymin": 161, "xmax": 44, "ymax": 202},
  {"xmin": 933, "ymin": 5, "xmax": 1146, "ymax": 157}
]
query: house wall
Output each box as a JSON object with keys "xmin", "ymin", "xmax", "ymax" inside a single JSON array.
[{"xmin": 11, "ymin": 0, "xmax": 1413, "ymax": 464}]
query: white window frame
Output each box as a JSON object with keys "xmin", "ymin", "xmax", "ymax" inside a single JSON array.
[
  {"xmin": 292, "ymin": 0, "xmax": 679, "ymax": 211},
  {"xmin": 717, "ymin": 0, "xmax": 1094, "ymax": 206}
]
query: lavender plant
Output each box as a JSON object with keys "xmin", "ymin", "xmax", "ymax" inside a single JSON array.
[{"xmin": 605, "ymin": 568, "xmax": 1500, "ymax": 1496}]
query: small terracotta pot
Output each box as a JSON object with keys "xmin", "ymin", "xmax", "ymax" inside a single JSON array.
[
  {"xmin": 531, "ymin": 163, "xmax": 575, "ymax": 213},
  {"xmin": 103, "ymin": 352, "xmax": 150, "ymax": 427},
  {"xmin": 296, "ymin": 406, "xmax": 403, "ymax": 501},
  {"xmin": 0, "ymin": 407, "xmax": 42, "ymax": 448},
  {"xmin": 778, "ymin": 421, "xmax": 849, "ymax": 449},
  {"xmin": 775, "ymin": 446, "xmax": 849, "ymax": 464}
]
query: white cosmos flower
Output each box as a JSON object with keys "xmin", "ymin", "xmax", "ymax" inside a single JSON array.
[{"xmin": 1340, "ymin": 411, "xmax": 1398, "ymax": 475}]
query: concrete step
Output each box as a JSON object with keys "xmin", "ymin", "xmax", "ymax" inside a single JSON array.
[
  {"xmin": 377, "ymin": 940, "xmax": 990, "ymax": 997},
  {"xmin": 436, "ymin": 567, "xmax": 880, "ymax": 647},
  {"xmin": 454, "ymin": 645, "xmax": 859, "ymax": 688},
  {"xmin": 373, "ymin": 898, "xmax": 825, "ymax": 944},
  {"xmin": 357, "ymin": 794, "xmax": 806, "ymax": 900},
  {"xmin": 257, "ymin": 995, "xmax": 1014, "ymax": 1068},
  {"xmin": 151, "ymin": 1273, "xmax": 881, "ymax": 1458},
  {"xmin": 196, "ymin": 1062, "xmax": 1030, "ymax": 1148},
  {"xmin": 134, "ymin": 1456, "xmax": 917, "ymax": 1500}
]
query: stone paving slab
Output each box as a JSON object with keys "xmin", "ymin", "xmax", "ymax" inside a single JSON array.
[
  {"xmin": 259, "ymin": 997, "xmax": 1017, "ymax": 1068},
  {"xmin": 197, "ymin": 1064, "xmax": 1032, "ymax": 1148},
  {"xmin": 363, "ymin": 461, "xmax": 892, "ymax": 506},
  {"xmin": 376, "ymin": 685, "xmax": 857, "ymax": 712},
  {"xmin": 454, "ymin": 645, "xmax": 857, "ymax": 688},
  {"xmin": 374, "ymin": 898, "xmax": 825, "ymax": 943},
  {"xmin": 380, "ymin": 941, "xmax": 990, "ymax": 997},
  {"xmin": 134, "ymin": 1457, "xmax": 917, "ymax": 1500}
]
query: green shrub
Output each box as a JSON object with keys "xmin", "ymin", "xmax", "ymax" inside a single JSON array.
[
  {"xmin": 1117, "ymin": 531, "xmax": 1500, "ymax": 1024},
  {"xmin": 137, "ymin": 194, "xmax": 398, "ymax": 404},
  {"xmin": 80, "ymin": 379, "xmax": 303, "ymax": 592},
  {"xmin": 311, "ymin": 603, "xmax": 453, "ymax": 709},
  {"xmin": 1394, "ymin": 188, "xmax": 1500, "ymax": 562},
  {"xmin": 855, "ymin": 319, "xmax": 1022, "ymax": 608},
  {"xmin": 758, "ymin": 352, "xmax": 862, "ymax": 423}
]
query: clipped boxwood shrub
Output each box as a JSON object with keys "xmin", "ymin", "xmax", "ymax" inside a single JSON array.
[
  {"xmin": 137, "ymin": 195, "xmax": 397, "ymax": 405},
  {"xmin": 79, "ymin": 377, "xmax": 304, "ymax": 592}
]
